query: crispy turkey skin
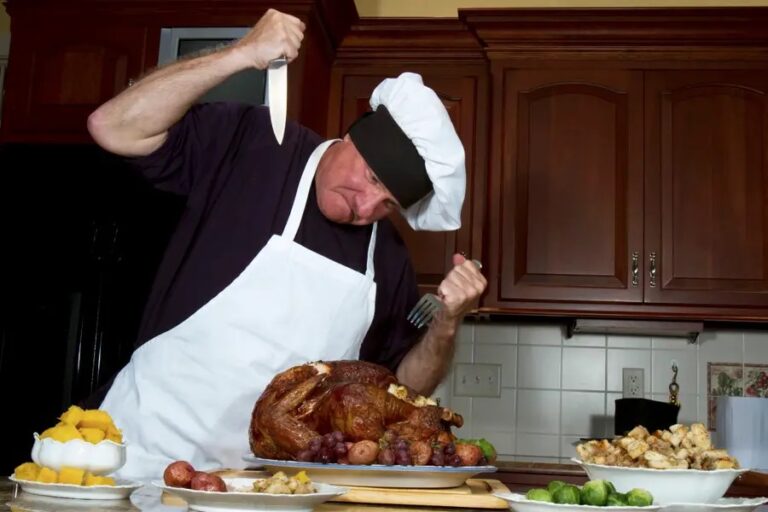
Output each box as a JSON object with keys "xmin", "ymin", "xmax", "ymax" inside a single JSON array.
[{"xmin": 249, "ymin": 361, "xmax": 463, "ymax": 460}]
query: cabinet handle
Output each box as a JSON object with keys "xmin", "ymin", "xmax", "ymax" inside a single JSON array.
[
  {"xmin": 127, "ymin": 78, "xmax": 135, "ymax": 87},
  {"xmin": 649, "ymin": 252, "xmax": 657, "ymax": 288},
  {"xmin": 631, "ymin": 251, "xmax": 639, "ymax": 287}
]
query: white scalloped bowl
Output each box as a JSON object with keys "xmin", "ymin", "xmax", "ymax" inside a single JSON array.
[
  {"xmin": 30, "ymin": 434, "xmax": 126, "ymax": 475},
  {"xmin": 572, "ymin": 458, "xmax": 750, "ymax": 505}
]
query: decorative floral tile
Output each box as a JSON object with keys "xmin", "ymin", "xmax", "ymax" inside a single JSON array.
[
  {"xmin": 745, "ymin": 366, "xmax": 768, "ymax": 398},
  {"xmin": 707, "ymin": 363, "xmax": 768, "ymax": 429},
  {"xmin": 707, "ymin": 363, "xmax": 743, "ymax": 431}
]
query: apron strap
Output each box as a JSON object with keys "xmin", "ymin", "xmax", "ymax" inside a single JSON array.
[
  {"xmin": 282, "ymin": 139, "xmax": 338, "ymax": 241},
  {"xmin": 366, "ymin": 222, "xmax": 377, "ymax": 280}
]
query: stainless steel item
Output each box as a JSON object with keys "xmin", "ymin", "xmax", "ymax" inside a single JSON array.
[
  {"xmin": 267, "ymin": 56, "xmax": 288, "ymax": 145},
  {"xmin": 669, "ymin": 362, "xmax": 680, "ymax": 406},
  {"xmin": 406, "ymin": 259, "xmax": 482, "ymax": 329}
]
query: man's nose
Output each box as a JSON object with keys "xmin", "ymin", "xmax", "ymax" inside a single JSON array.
[{"xmin": 355, "ymin": 188, "xmax": 388, "ymax": 219}]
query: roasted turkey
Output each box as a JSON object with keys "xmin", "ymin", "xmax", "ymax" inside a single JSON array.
[{"xmin": 249, "ymin": 360, "xmax": 464, "ymax": 460}]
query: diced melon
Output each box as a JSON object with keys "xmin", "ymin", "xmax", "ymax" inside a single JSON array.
[
  {"xmin": 14, "ymin": 462, "xmax": 41, "ymax": 481},
  {"xmin": 59, "ymin": 405, "xmax": 85, "ymax": 426},
  {"xmin": 79, "ymin": 410, "xmax": 114, "ymax": 432},
  {"xmin": 46, "ymin": 423, "xmax": 83, "ymax": 442},
  {"xmin": 36, "ymin": 467, "xmax": 58, "ymax": 483},
  {"xmin": 58, "ymin": 466, "xmax": 85, "ymax": 485},
  {"xmin": 106, "ymin": 423, "xmax": 123, "ymax": 443},
  {"xmin": 84, "ymin": 473, "xmax": 115, "ymax": 486},
  {"xmin": 80, "ymin": 427, "xmax": 106, "ymax": 444}
]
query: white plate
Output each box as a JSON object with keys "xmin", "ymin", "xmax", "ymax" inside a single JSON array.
[
  {"xmin": 153, "ymin": 478, "xmax": 347, "ymax": 512},
  {"xmin": 572, "ymin": 458, "xmax": 750, "ymax": 504},
  {"xmin": 9, "ymin": 475, "xmax": 141, "ymax": 500},
  {"xmin": 6, "ymin": 493, "xmax": 139, "ymax": 511},
  {"xmin": 243, "ymin": 454, "xmax": 497, "ymax": 488},
  {"xmin": 662, "ymin": 497, "xmax": 768, "ymax": 512},
  {"xmin": 493, "ymin": 492, "xmax": 662, "ymax": 512}
]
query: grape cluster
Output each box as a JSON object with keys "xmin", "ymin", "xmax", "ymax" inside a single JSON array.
[{"xmin": 295, "ymin": 431, "xmax": 348, "ymax": 464}]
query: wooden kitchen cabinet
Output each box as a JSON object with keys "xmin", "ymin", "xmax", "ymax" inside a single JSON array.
[
  {"xmin": 328, "ymin": 67, "xmax": 488, "ymax": 294},
  {"xmin": 0, "ymin": 24, "xmax": 156, "ymax": 142},
  {"xmin": 644, "ymin": 70, "xmax": 768, "ymax": 307},
  {"xmin": 488, "ymin": 68, "xmax": 645, "ymax": 305}
]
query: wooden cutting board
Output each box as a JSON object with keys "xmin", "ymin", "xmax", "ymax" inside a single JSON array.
[
  {"xmin": 161, "ymin": 470, "xmax": 511, "ymax": 509},
  {"xmin": 329, "ymin": 478, "xmax": 511, "ymax": 509}
]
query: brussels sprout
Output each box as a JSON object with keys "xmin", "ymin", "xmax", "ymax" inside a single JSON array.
[
  {"xmin": 607, "ymin": 493, "xmax": 628, "ymax": 506},
  {"xmin": 553, "ymin": 484, "xmax": 581, "ymax": 505},
  {"xmin": 547, "ymin": 480, "xmax": 568, "ymax": 495},
  {"xmin": 580, "ymin": 480, "xmax": 610, "ymax": 506},
  {"xmin": 475, "ymin": 438, "xmax": 498, "ymax": 462},
  {"xmin": 626, "ymin": 488, "xmax": 654, "ymax": 507},
  {"xmin": 526, "ymin": 488, "xmax": 554, "ymax": 502},
  {"xmin": 605, "ymin": 481, "xmax": 617, "ymax": 495}
]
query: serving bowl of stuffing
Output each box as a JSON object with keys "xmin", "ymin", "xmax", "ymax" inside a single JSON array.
[{"xmin": 573, "ymin": 423, "xmax": 748, "ymax": 505}]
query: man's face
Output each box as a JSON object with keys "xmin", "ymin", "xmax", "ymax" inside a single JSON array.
[{"xmin": 315, "ymin": 135, "xmax": 400, "ymax": 226}]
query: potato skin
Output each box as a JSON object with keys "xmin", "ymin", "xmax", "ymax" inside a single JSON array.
[
  {"xmin": 347, "ymin": 440, "xmax": 379, "ymax": 465},
  {"xmin": 455, "ymin": 443, "xmax": 483, "ymax": 466},
  {"xmin": 163, "ymin": 461, "xmax": 196, "ymax": 488},
  {"xmin": 190, "ymin": 472, "xmax": 227, "ymax": 492}
]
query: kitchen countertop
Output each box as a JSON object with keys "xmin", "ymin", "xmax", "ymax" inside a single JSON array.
[{"xmin": 0, "ymin": 478, "xmax": 497, "ymax": 512}]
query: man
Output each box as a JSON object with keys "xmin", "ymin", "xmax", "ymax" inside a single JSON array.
[{"xmin": 87, "ymin": 8, "xmax": 486, "ymax": 478}]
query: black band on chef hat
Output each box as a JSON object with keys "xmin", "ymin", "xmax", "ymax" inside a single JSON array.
[{"xmin": 347, "ymin": 105, "xmax": 433, "ymax": 209}]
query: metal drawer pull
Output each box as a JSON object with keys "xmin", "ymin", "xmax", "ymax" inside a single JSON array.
[
  {"xmin": 631, "ymin": 251, "xmax": 639, "ymax": 287},
  {"xmin": 649, "ymin": 252, "xmax": 657, "ymax": 288}
]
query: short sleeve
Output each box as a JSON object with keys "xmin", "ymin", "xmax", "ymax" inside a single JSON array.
[
  {"xmin": 359, "ymin": 220, "xmax": 422, "ymax": 372},
  {"xmin": 124, "ymin": 102, "xmax": 262, "ymax": 195}
]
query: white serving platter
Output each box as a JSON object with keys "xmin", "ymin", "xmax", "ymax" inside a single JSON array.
[
  {"xmin": 494, "ymin": 492, "xmax": 662, "ymax": 512},
  {"xmin": 243, "ymin": 454, "xmax": 497, "ymax": 488},
  {"xmin": 153, "ymin": 478, "xmax": 347, "ymax": 512},
  {"xmin": 9, "ymin": 475, "xmax": 141, "ymax": 500}
]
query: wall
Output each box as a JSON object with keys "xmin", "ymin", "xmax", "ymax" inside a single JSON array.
[
  {"xmin": 432, "ymin": 321, "xmax": 768, "ymax": 463},
  {"xmin": 355, "ymin": 0, "xmax": 768, "ymax": 17}
]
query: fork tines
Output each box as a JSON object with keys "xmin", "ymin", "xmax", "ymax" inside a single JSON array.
[{"xmin": 406, "ymin": 293, "xmax": 443, "ymax": 329}]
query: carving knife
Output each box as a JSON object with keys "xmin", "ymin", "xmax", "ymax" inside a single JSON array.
[{"xmin": 267, "ymin": 57, "xmax": 288, "ymax": 145}]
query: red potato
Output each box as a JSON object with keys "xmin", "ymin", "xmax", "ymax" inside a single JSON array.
[
  {"xmin": 347, "ymin": 440, "xmax": 379, "ymax": 465},
  {"xmin": 163, "ymin": 460, "xmax": 196, "ymax": 488},
  {"xmin": 454, "ymin": 443, "xmax": 483, "ymax": 466},
  {"xmin": 190, "ymin": 472, "xmax": 227, "ymax": 492}
]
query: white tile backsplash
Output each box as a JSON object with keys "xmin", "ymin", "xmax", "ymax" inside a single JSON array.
[
  {"xmin": 652, "ymin": 349, "xmax": 697, "ymax": 396},
  {"xmin": 517, "ymin": 389, "xmax": 560, "ymax": 434},
  {"xmin": 565, "ymin": 334, "xmax": 606, "ymax": 347},
  {"xmin": 475, "ymin": 344, "xmax": 517, "ymax": 388},
  {"xmin": 518, "ymin": 346, "xmax": 561, "ymax": 389},
  {"xmin": 607, "ymin": 349, "xmax": 651, "ymax": 394},
  {"xmin": 473, "ymin": 389, "xmax": 516, "ymax": 430},
  {"xmin": 562, "ymin": 348, "xmax": 606, "ymax": 391},
  {"xmin": 476, "ymin": 322, "xmax": 518, "ymax": 344},
  {"xmin": 608, "ymin": 335, "xmax": 652, "ymax": 349},
  {"xmin": 518, "ymin": 324, "xmax": 563, "ymax": 346},
  {"xmin": 516, "ymin": 433, "xmax": 561, "ymax": 457},
  {"xmin": 445, "ymin": 320, "xmax": 768, "ymax": 460},
  {"xmin": 560, "ymin": 391, "xmax": 606, "ymax": 436}
]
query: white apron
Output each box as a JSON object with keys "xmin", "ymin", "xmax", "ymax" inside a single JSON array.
[{"xmin": 101, "ymin": 140, "xmax": 378, "ymax": 479}]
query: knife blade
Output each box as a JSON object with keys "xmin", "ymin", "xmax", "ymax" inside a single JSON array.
[{"xmin": 267, "ymin": 57, "xmax": 288, "ymax": 145}]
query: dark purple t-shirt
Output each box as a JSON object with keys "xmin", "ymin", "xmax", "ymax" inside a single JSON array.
[{"xmin": 125, "ymin": 101, "xmax": 421, "ymax": 373}]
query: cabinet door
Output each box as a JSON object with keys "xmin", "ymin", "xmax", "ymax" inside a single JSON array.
[
  {"xmin": 645, "ymin": 71, "xmax": 768, "ymax": 307},
  {"xmin": 488, "ymin": 69, "xmax": 644, "ymax": 306},
  {"xmin": 330, "ymin": 71, "xmax": 485, "ymax": 294},
  {"xmin": 1, "ymin": 24, "xmax": 154, "ymax": 142}
]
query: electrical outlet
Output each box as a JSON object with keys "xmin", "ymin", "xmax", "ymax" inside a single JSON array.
[
  {"xmin": 622, "ymin": 368, "xmax": 645, "ymax": 398},
  {"xmin": 454, "ymin": 363, "xmax": 502, "ymax": 397}
]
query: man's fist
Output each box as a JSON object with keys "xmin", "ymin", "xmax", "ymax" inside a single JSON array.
[
  {"xmin": 435, "ymin": 254, "xmax": 487, "ymax": 322},
  {"xmin": 232, "ymin": 9, "xmax": 306, "ymax": 69}
]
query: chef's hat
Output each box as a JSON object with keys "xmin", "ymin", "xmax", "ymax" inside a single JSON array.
[{"xmin": 347, "ymin": 72, "xmax": 466, "ymax": 231}]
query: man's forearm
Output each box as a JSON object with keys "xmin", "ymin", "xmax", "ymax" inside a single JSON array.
[
  {"xmin": 396, "ymin": 312, "xmax": 460, "ymax": 396},
  {"xmin": 87, "ymin": 47, "xmax": 249, "ymax": 157}
]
